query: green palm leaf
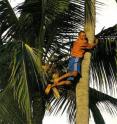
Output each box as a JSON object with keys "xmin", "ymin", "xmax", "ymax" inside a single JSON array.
[
  {"xmin": 8, "ymin": 42, "xmax": 32, "ymax": 124},
  {"xmin": 0, "ymin": 43, "xmax": 15, "ymax": 88},
  {"xmin": 90, "ymin": 104, "xmax": 105, "ymax": 124},
  {"xmin": 0, "ymin": 42, "xmax": 47, "ymax": 124},
  {"xmin": 46, "ymin": 87, "xmax": 117, "ymax": 124},
  {"xmin": 90, "ymin": 31, "xmax": 117, "ymax": 95},
  {"xmin": 0, "ymin": 0, "xmax": 18, "ymax": 42},
  {"xmin": 0, "ymin": 88, "xmax": 26, "ymax": 124}
]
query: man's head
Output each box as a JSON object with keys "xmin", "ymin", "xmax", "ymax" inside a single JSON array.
[{"xmin": 78, "ymin": 31, "xmax": 86, "ymax": 40}]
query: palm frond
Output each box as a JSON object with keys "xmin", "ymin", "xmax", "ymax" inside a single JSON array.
[
  {"xmin": 90, "ymin": 104, "xmax": 105, "ymax": 124},
  {"xmin": 18, "ymin": 0, "xmax": 69, "ymax": 24},
  {"xmin": 0, "ymin": 88, "xmax": 26, "ymax": 124},
  {"xmin": 0, "ymin": 42, "xmax": 15, "ymax": 89},
  {"xmin": 90, "ymin": 32, "xmax": 117, "ymax": 95},
  {"xmin": 0, "ymin": 41, "xmax": 49, "ymax": 123},
  {"xmin": 0, "ymin": 0, "xmax": 18, "ymax": 42},
  {"xmin": 8, "ymin": 42, "xmax": 33, "ymax": 124},
  {"xmin": 46, "ymin": 87, "xmax": 117, "ymax": 124},
  {"xmin": 46, "ymin": 88, "xmax": 76, "ymax": 124},
  {"xmin": 16, "ymin": 0, "xmax": 70, "ymax": 47},
  {"xmin": 25, "ymin": 43, "xmax": 48, "ymax": 86},
  {"xmin": 90, "ymin": 88, "xmax": 117, "ymax": 116}
]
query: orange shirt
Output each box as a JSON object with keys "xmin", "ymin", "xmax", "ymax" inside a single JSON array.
[{"xmin": 71, "ymin": 38, "xmax": 95, "ymax": 58}]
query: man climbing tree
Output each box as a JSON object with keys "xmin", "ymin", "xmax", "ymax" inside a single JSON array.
[{"xmin": 45, "ymin": 31, "xmax": 98, "ymax": 96}]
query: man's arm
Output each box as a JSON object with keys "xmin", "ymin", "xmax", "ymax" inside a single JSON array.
[
  {"xmin": 80, "ymin": 43, "xmax": 96, "ymax": 50},
  {"xmin": 85, "ymin": 38, "xmax": 99, "ymax": 49},
  {"xmin": 87, "ymin": 43, "xmax": 96, "ymax": 49}
]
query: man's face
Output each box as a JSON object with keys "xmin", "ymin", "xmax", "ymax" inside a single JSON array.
[{"xmin": 79, "ymin": 32, "xmax": 86, "ymax": 40}]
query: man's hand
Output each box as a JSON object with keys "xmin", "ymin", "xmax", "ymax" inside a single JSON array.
[
  {"xmin": 91, "ymin": 37, "xmax": 99, "ymax": 48},
  {"xmin": 94, "ymin": 37, "xmax": 99, "ymax": 45},
  {"xmin": 53, "ymin": 78, "xmax": 59, "ymax": 85}
]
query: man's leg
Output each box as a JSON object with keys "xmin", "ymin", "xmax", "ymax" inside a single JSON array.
[
  {"xmin": 45, "ymin": 80, "xmax": 71, "ymax": 95},
  {"xmin": 54, "ymin": 57, "xmax": 82, "ymax": 84},
  {"xmin": 54, "ymin": 71, "xmax": 79, "ymax": 84},
  {"xmin": 55, "ymin": 80, "xmax": 71, "ymax": 86}
]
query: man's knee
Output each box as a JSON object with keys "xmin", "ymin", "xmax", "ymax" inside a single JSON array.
[{"xmin": 72, "ymin": 71, "xmax": 79, "ymax": 77}]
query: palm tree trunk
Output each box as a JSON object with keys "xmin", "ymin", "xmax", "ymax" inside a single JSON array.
[
  {"xmin": 33, "ymin": 1, "xmax": 47, "ymax": 124},
  {"xmin": 76, "ymin": 0, "xmax": 96, "ymax": 124},
  {"xmin": 32, "ymin": 91, "xmax": 45, "ymax": 124}
]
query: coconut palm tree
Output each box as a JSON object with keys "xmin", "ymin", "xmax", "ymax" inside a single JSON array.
[
  {"xmin": 76, "ymin": 0, "xmax": 96, "ymax": 123},
  {"xmin": 44, "ymin": 1, "xmax": 117, "ymax": 124},
  {"xmin": 0, "ymin": 0, "xmax": 117, "ymax": 124},
  {"xmin": 0, "ymin": 0, "xmax": 73, "ymax": 124}
]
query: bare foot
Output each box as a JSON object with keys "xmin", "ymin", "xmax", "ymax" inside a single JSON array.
[
  {"xmin": 53, "ymin": 78, "xmax": 59, "ymax": 85},
  {"xmin": 52, "ymin": 87, "xmax": 60, "ymax": 99},
  {"xmin": 64, "ymin": 81, "xmax": 71, "ymax": 85},
  {"xmin": 45, "ymin": 84, "xmax": 52, "ymax": 94}
]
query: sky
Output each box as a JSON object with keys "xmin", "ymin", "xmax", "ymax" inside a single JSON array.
[
  {"xmin": 96, "ymin": 0, "xmax": 117, "ymax": 33},
  {"xmin": 8, "ymin": 0, "xmax": 117, "ymax": 124}
]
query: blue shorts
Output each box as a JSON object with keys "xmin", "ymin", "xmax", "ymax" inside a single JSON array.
[{"xmin": 67, "ymin": 57, "xmax": 83, "ymax": 81}]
